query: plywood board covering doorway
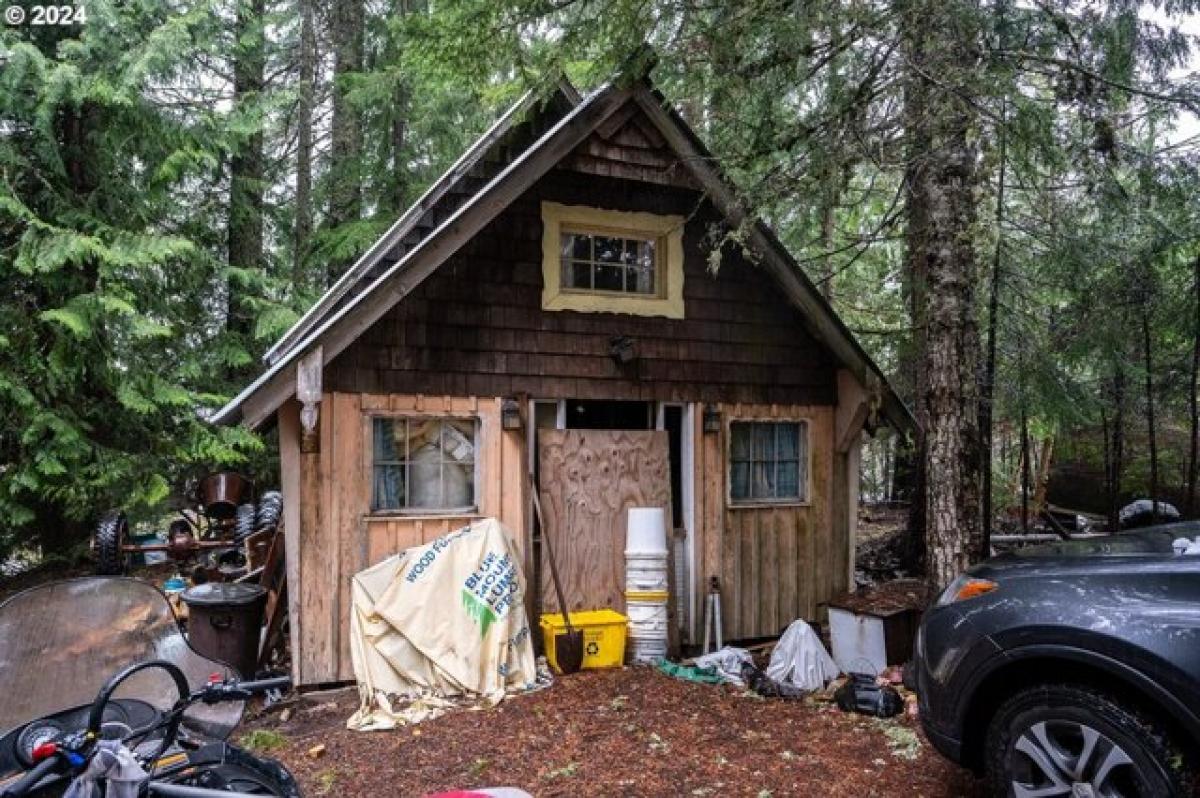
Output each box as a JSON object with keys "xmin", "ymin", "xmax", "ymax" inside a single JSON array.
[{"xmin": 537, "ymin": 429, "xmax": 671, "ymax": 614}]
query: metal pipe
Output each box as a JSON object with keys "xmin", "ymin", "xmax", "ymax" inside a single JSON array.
[{"xmin": 148, "ymin": 783, "xmax": 256, "ymax": 798}]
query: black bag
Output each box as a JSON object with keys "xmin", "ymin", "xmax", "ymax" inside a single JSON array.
[{"xmin": 834, "ymin": 673, "xmax": 904, "ymax": 718}]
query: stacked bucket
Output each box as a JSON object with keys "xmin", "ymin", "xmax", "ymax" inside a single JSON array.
[{"xmin": 625, "ymin": 507, "xmax": 670, "ymax": 662}]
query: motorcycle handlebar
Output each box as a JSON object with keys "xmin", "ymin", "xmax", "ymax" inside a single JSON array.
[
  {"xmin": 234, "ymin": 676, "xmax": 291, "ymax": 694},
  {"xmin": 0, "ymin": 753, "xmax": 62, "ymax": 798}
]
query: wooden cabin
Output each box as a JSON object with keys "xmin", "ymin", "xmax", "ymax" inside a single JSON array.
[{"xmin": 216, "ymin": 69, "xmax": 914, "ymax": 686}]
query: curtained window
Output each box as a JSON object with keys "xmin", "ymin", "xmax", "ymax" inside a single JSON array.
[
  {"xmin": 372, "ymin": 418, "xmax": 477, "ymax": 512},
  {"xmin": 729, "ymin": 421, "xmax": 807, "ymax": 504}
]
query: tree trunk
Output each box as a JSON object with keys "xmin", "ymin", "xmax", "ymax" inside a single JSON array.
[
  {"xmin": 293, "ymin": 0, "xmax": 316, "ymax": 293},
  {"xmin": 903, "ymin": 0, "xmax": 984, "ymax": 589},
  {"xmin": 328, "ymin": 0, "xmax": 364, "ymax": 282},
  {"xmin": 899, "ymin": 6, "xmax": 931, "ymax": 575},
  {"xmin": 387, "ymin": 0, "xmax": 411, "ymax": 212},
  {"xmin": 819, "ymin": 198, "xmax": 836, "ymax": 301},
  {"xmin": 228, "ymin": 0, "xmax": 266, "ymax": 340},
  {"xmin": 1032, "ymin": 434, "xmax": 1054, "ymax": 514},
  {"xmin": 1187, "ymin": 253, "xmax": 1199, "ymax": 516},
  {"xmin": 1141, "ymin": 302, "xmax": 1158, "ymax": 522},
  {"xmin": 1109, "ymin": 369, "xmax": 1126, "ymax": 532},
  {"xmin": 1020, "ymin": 404, "xmax": 1030, "ymax": 534},
  {"xmin": 979, "ymin": 96, "xmax": 1006, "ymax": 557}
]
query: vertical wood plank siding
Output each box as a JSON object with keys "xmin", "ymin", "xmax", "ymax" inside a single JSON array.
[
  {"xmin": 293, "ymin": 392, "xmax": 528, "ymax": 683},
  {"xmin": 694, "ymin": 404, "xmax": 844, "ymax": 641}
]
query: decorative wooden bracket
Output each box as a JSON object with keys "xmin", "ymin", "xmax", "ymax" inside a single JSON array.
[
  {"xmin": 835, "ymin": 369, "xmax": 881, "ymax": 453},
  {"xmin": 296, "ymin": 346, "xmax": 323, "ymax": 453}
]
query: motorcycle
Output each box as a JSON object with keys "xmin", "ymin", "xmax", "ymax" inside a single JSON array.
[{"xmin": 0, "ymin": 578, "xmax": 301, "ymax": 797}]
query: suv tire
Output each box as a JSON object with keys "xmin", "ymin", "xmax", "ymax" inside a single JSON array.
[{"xmin": 984, "ymin": 683, "xmax": 1194, "ymax": 797}]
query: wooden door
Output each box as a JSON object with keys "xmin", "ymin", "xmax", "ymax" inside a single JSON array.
[{"xmin": 538, "ymin": 429, "xmax": 671, "ymax": 613}]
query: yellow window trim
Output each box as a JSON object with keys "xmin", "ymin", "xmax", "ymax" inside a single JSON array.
[{"xmin": 541, "ymin": 201, "xmax": 685, "ymax": 319}]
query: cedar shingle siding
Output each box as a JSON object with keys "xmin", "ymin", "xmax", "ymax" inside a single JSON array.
[{"xmin": 326, "ymin": 167, "xmax": 837, "ymax": 405}]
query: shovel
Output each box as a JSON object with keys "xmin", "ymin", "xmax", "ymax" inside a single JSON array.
[{"xmin": 532, "ymin": 488, "xmax": 584, "ymax": 674}]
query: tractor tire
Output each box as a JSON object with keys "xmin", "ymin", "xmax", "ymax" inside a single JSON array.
[
  {"xmin": 233, "ymin": 502, "xmax": 257, "ymax": 544},
  {"xmin": 94, "ymin": 512, "xmax": 129, "ymax": 575},
  {"xmin": 255, "ymin": 491, "xmax": 283, "ymax": 533}
]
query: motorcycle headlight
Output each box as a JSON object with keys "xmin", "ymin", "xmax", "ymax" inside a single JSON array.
[{"xmin": 937, "ymin": 575, "xmax": 998, "ymax": 606}]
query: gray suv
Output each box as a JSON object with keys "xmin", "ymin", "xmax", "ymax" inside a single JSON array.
[{"xmin": 914, "ymin": 524, "xmax": 1200, "ymax": 797}]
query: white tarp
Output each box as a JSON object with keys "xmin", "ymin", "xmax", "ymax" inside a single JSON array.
[
  {"xmin": 766, "ymin": 619, "xmax": 840, "ymax": 691},
  {"xmin": 347, "ymin": 518, "xmax": 538, "ymax": 731}
]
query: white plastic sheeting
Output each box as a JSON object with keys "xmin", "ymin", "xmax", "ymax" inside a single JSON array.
[
  {"xmin": 347, "ymin": 519, "xmax": 538, "ymax": 731},
  {"xmin": 694, "ymin": 646, "xmax": 753, "ymax": 686},
  {"xmin": 766, "ymin": 620, "xmax": 839, "ymax": 691}
]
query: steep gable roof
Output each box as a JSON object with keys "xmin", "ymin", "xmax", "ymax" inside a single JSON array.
[{"xmin": 215, "ymin": 70, "xmax": 914, "ymax": 433}]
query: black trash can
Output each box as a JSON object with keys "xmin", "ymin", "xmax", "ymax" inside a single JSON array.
[{"xmin": 182, "ymin": 582, "xmax": 267, "ymax": 678}]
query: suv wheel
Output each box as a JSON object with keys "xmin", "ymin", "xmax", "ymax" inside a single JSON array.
[{"xmin": 985, "ymin": 684, "xmax": 1193, "ymax": 797}]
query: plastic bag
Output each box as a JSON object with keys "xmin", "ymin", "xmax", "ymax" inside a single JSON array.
[
  {"xmin": 694, "ymin": 647, "xmax": 753, "ymax": 686},
  {"xmin": 766, "ymin": 620, "xmax": 839, "ymax": 691}
]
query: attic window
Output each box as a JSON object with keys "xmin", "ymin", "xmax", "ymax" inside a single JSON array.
[
  {"xmin": 561, "ymin": 231, "xmax": 657, "ymax": 295},
  {"xmin": 541, "ymin": 202, "xmax": 684, "ymax": 318}
]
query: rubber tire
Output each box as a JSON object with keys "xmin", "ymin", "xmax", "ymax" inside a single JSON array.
[
  {"xmin": 173, "ymin": 745, "xmax": 301, "ymax": 796},
  {"xmin": 233, "ymin": 502, "xmax": 257, "ymax": 544},
  {"xmin": 255, "ymin": 490, "xmax": 283, "ymax": 532},
  {"xmin": 984, "ymin": 683, "xmax": 1195, "ymax": 798},
  {"xmin": 94, "ymin": 511, "xmax": 129, "ymax": 575}
]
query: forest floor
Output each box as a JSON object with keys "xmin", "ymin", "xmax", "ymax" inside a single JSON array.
[{"xmin": 239, "ymin": 666, "xmax": 979, "ymax": 797}]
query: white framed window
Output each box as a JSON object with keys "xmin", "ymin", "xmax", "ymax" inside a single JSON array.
[
  {"xmin": 371, "ymin": 417, "xmax": 478, "ymax": 512},
  {"xmin": 541, "ymin": 202, "xmax": 684, "ymax": 318},
  {"xmin": 728, "ymin": 420, "xmax": 809, "ymax": 505}
]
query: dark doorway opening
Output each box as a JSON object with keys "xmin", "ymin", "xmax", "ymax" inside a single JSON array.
[
  {"xmin": 565, "ymin": 400, "xmax": 653, "ymax": 430},
  {"xmin": 662, "ymin": 406, "xmax": 684, "ymax": 528}
]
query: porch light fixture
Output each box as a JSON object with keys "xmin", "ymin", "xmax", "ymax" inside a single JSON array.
[
  {"xmin": 501, "ymin": 396, "xmax": 523, "ymax": 430},
  {"xmin": 703, "ymin": 404, "xmax": 721, "ymax": 434}
]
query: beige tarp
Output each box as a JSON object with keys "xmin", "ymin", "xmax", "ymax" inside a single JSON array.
[{"xmin": 347, "ymin": 518, "xmax": 539, "ymax": 731}]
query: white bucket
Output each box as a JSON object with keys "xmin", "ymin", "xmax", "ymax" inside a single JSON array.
[
  {"xmin": 625, "ymin": 598, "xmax": 670, "ymax": 634},
  {"xmin": 626, "ymin": 507, "xmax": 667, "ymax": 555},
  {"xmin": 627, "ymin": 633, "xmax": 668, "ymax": 662},
  {"xmin": 626, "ymin": 552, "xmax": 669, "ymax": 591}
]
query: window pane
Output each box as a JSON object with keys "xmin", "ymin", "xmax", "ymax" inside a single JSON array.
[
  {"xmin": 594, "ymin": 262, "xmax": 624, "ymax": 291},
  {"xmin": 570, "ymin": 233, "xmax": 591, "ymax": 260},
  {"xmin": 731, "ymin": 424, "xmax": 752, "ymax": 461},
  {"xmin": 564, "ymin": 261, "xmax": 591, "ymax": 289},
  {"xmin": 753, "ymin": 424, "xmax": 775, "ymax": 462},
  {"xmin": 594, "ymin": 236, "xmax": 623, "ymax": 263},
  {"xmin": 560, "ymin": 233, "xmax": 575, "ymax": 260},
  {"xmin": 632, "ymin": 241, "xmax": 655, "ymax": 294},
  {"xmin": 374, "ymin": 419, "xmax": 399, "ymax": 462},
  {"xmin": 777, "ymin": 423, "xmax": 799, "ymax": 459},
  {"xmin": 776, "ymin": 461, "xmax": 800, "ymax": 498},
  {"xmin": 443, "ymin": 461, "xmax": 474, "ymax": 507},
  {"xmin": 408, "ymin": 444, "xmax": 443, "ymax": 507},
  {"xmin": 730, "ymin": 462, "xmax": 750, "ymax": 500},
  {"xmin": 752, "ymin": 461, "xmax": 774, "ymax": 499},
  {"xmin": 441, "ymin": 419, "xmax": 476, "ymax": 463},
  {"xmin": 372, "ymin": 464, "xmax": 405, "ymax": 510}
]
